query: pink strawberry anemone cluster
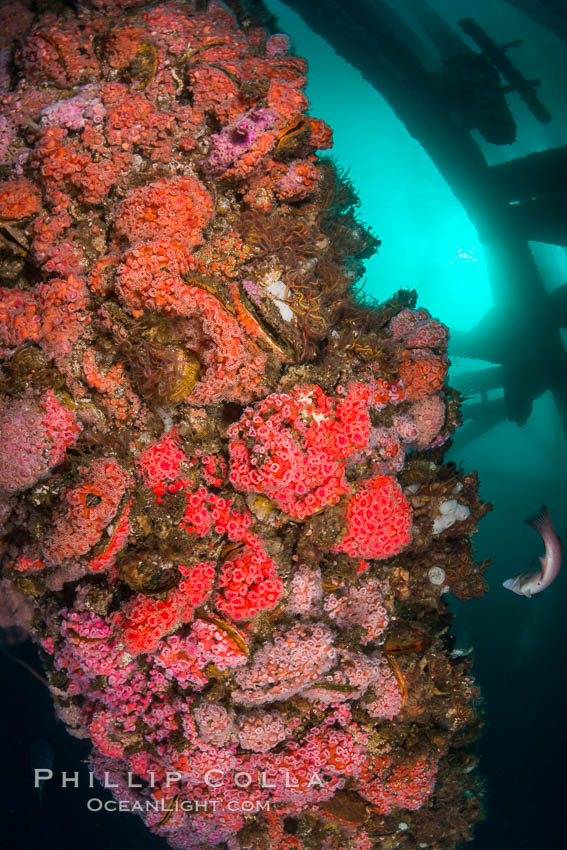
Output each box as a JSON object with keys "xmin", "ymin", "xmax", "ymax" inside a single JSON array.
[{"xmin": 0, "ymin": 2, "xmax": 489, "ymax": 849}]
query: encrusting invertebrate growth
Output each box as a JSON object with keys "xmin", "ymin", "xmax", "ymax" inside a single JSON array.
[{"xmin": 0, "ymin": 1, "xmax": 490, "ymax": 849}]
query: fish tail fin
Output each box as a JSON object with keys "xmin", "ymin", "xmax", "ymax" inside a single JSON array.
[{"xmin": 525, "ymin": 504, "xmax": 551, "ymax": 534}]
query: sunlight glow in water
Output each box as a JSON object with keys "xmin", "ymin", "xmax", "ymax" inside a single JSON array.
[{"xmin": 266, "ymin": 0, "xmax": 493, "ymax": 333}]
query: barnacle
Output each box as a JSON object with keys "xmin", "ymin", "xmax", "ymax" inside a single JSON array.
[
  {"xmin": 119, "ymin": 314, "xmax": 201, "ymax": 406},
  {"xmin": 128, "ymin": 40, "xmax": 159, "ymax": 88},
  {"xmin": 128, "ymin": 338, "xmax": 201, "ymax": 406}
]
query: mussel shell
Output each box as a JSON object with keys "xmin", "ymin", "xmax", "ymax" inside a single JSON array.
[
  {"xmin": 382, "ymin": 621, "xmax": 431, "ymax": 655},
  {"xmin": 3, "ymin": 345, "xmax": 62, "ymax": 392},
  {"xmin": 309, "ymin": 681, "xmax": 358, "ymax": 696},
  {"xmin": 118, "ymin": 551, "xmax": 179, "ymax": 593},
  {"xmin": 274, "ymin": 115, "xmax": 312, "ymax": 159},
  {"xmin": 188, "ymin": 279, "xmax": 236, "ymax": 315},
  {"xmin": 198, "ymin": 614, "xmax": 249, "ymax": 656},
  {"xmin": 230, "ymin": 282, "xmax": 297, "ymax": 362}
]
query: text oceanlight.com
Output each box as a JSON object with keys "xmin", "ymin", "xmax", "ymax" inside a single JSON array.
[{"xmin": 87, "ymin": 798, "xmax": 270, "ymax": 814}]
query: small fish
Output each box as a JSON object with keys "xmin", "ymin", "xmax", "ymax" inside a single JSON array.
[
  {"xmin": 31, "ymin": 739, "xmax": 54, "ymax": 808},
  {"xmin": 157, "ymin": 794, "xmax": 180, "ymax": 827},
  {"xmin": 503, "ymin": 505, "xmax": 563, "ymax": 597},
  {"xmin": 450, "ymin": 647, "xmax": 473, "ymax": 660}
]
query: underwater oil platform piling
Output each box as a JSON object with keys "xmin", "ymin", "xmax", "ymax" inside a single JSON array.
[{"xmin": 275, "ymin": 0, "xmax": 567, "ymax": 443}]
